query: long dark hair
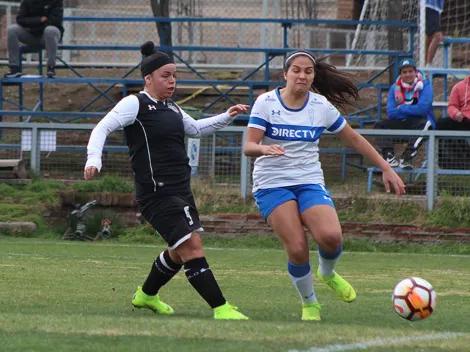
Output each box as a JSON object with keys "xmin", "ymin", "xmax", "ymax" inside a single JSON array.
[{"xmin": 284, "ymin": 51, "xmax": 359, "ymax": 110}]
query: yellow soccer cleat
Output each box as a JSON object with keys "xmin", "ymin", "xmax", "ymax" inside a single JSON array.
[
  {"xmin": 213, "ymin": 302, "xmax": 249, "ymax": 320},
  {"xmin": 317, "ymin": 269, "xmax": 357, "ymax": 303},
  {"xmin": 132, "ymin": 286, "xmax": 174, "ymax": 315},
  {"xmin": 302, "ymin": 302, "xmax": 322, "ymax": 321}
]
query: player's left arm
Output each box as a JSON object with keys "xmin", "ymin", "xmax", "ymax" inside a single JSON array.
[
  {"xmin": 336, "ymin": 123, "xmax": 406, "ymax": 195},
  {"xmin": 181, "ymin": 104, "xmax": 249, "ymax": 137},
  {"xmin": 323, "ymin": 101, "xmax": 405, "ymax": 195}
]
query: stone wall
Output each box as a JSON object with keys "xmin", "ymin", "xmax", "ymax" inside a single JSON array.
[
  {"xmin": 47, "ymin": 191, "xmax": 470, "ymax": 243},
  {"xmin": 200, "ymin": 214, "xmax": 470, "ymax": 243}
]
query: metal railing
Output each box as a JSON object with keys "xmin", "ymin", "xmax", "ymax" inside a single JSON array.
[
  {"xmin": 0, "ymin": 3, "xmax": 417, "ymax": 69},
  {"xmin": 1, "ymin": 122, "xmax": 469, "ymax": 209}
]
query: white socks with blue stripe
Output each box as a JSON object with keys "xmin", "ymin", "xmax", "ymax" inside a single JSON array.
[
  {"xmin": 288, "ymin": 261, "xmax": 317, "ymax": 304},
  {"xmin": 318, "ymin": 246, "xmax": 343, "ymax": 277}
]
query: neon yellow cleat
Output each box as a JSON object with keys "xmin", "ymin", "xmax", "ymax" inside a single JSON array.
[
  {"xmin": 132, "ymin": 286, "xmax": 174, "ymax": 315},
  {"xmin": 317, "ymin": 269, "xmax": 357, "ymax": 303},
  {"xmin": 213, "ymin": 302, "xmax": 249, "ymax": 320},
  {"xmin": 302, "ymin": 302, "xmax": 322, "ymax": 321}
]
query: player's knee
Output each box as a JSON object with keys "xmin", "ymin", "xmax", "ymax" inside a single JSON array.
[
  {"xmin": 436, "ymin": 32, "xmax": 444, "ymax": 42},
  {"xmin": 286, "ymin": 242, "xmax": 309, "ymax": 263},
  {"xmin": 174, "ymin": 232, "xmax": 204, "ymax": 261},
  {"xmin": 167, "ymin": 248, "xmax": 184, "ymax": 265},
  {"xmin": 318, "ymin": 230, "xmax": 342, "ymax": 253}
]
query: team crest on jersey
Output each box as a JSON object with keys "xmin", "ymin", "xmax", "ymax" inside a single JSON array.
[
  {"xmin": 167, "ymin": 101, "xmax": 180, "ymax": 114},
  {"xmin": 169, "ymin": 105, "xmax": 180, "ymax": 113}
]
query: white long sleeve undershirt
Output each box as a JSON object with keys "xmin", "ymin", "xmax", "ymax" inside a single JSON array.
[{"xmin": 85, "ymin": 91, "xmax": 234, "ymax": 171}]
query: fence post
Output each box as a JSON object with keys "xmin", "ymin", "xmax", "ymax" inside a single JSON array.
[
  {"xmin": 418, "ymin": 0, "xmax": 426, "ymax": 68},
  {"xmin": 62, "ymin": 7, "xmax": 73, "ymax": 63},
  {"xmin": 6, "ymin": 3, "xmax": 12, "ymax": 30},
  {"xmin": 426, "ymin": 135, "xmax": 437, "ymax": 211},
  {"xmin": 240, "ymin": 129, "xmax": 249, "ymax": 200},
  {"xmin": 210, "ymin": 134, "xmax": 216, "ymax": 180},
  {"xmin": 30, "ymin": 126, "xmax": 40, "ymax": 175}
]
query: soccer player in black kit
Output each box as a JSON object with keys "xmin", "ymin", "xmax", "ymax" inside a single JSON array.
[{"xmin": 84, "ymin": 41, "xmax": 249, "ymax": 320}]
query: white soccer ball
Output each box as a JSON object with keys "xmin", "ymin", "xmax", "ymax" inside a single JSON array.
[{"xmin": 392, "ymin": 277, "xmax": 437, "ymax": 321}]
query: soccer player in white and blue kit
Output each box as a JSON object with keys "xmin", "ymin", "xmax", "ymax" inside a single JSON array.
[{"xmin": 244, "ymin": 51, "xmax": 406, "ymax": 321}]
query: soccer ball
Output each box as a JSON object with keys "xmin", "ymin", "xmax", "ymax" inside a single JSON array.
[{"xmin": 392, "ymin": 277, "xmax": 437, "ymax": 321}]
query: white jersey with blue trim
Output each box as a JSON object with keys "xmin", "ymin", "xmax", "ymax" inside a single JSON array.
[{"xmin": 248, "ymin": 88, "xmax": 347, "ymax": 192}]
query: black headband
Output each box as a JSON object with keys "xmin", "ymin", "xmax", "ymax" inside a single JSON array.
[{"xmin": 140, "ymin": 41, "xmax": 174, "ymax": 77}]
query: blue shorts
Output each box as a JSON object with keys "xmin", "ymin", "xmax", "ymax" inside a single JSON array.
[{"xmin": 253, "ymin": 184, "xmax": 335, "ymax": 221}]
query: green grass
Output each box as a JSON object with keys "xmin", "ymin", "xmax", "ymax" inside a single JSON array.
[
  {"xmin": 0, "ymin": 179, "xmax": 65, "ymax": 208},
  {"xmin": 0, "ymin": 204, "xmax": 45, "ymax": 225},
  {"xmin": 1, "ymin": 238, "xmax": 470, "ymax": 352},
  {"xmin": 114, "ymin": 226, "xmax": 470, "ymax": 255},
  {"xmin": 71, "ymin": 175, "xmax": 134, "ymax": 193},
  {"xmin": 427, "ymin": 197, "xmax": 470, "ymax": 228}
]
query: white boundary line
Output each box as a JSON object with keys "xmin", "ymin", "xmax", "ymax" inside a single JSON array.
[{"xmin": 289, "ymin": 332, "xmax": 467, "ymax": 352}]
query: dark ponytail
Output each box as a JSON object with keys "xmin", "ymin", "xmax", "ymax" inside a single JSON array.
[
  {"xmin": 312, "ymin": 58, "xmax": 359, "ymax": 110},
  {"xmin": 284, "ymin": 51, "xmax": 359, "ymax": 110}
]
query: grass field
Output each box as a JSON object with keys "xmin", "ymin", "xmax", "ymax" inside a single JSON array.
[{"xmin": 1, "ymin": 237, "xmax": 470, "ymax": 352}]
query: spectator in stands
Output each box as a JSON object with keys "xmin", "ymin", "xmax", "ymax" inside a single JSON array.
[
  {"xmin": 4, "ymin": 0, "xmax": 64, "ymax": 78},
  {"xmin": 436, "ymin": 76, "xmax": 470, "ymax": 169},
  {"xmin": 244, "ymin": 50, "xmax": 405, "ymax": 321},
  {"xmin": 374, "ymin": 58, "xmax": 436, "ymax": 169},
  {"xmin": 85, "ymin": 41, "xmax": 250, "ymax": 321},
  {"xmin": 436, "ymin": 76, "xmax": 470, "ymax": 130},
  {"xmin": 425, "ymin": 0, "xmax": 444, "ymax": 68}
]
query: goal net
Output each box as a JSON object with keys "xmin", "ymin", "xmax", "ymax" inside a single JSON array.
[{"xmin": 347, "ymin": 0, "xmax": 470, "ymax": 69}]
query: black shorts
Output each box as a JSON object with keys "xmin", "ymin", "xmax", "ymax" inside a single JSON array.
[
  {"xmin": 425, "ymin": 8, "xmax": 441, "ymax": 36},
  {"xmin": 137, "ymin": 192, "xmax": 203, "ymax": 249}
]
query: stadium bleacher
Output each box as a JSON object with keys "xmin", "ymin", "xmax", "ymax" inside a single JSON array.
[{"xmin": 0, "ymin": 16, "xmax": 469, "ymax": 196}]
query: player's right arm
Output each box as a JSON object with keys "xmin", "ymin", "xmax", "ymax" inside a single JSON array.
[
  {"xmin": 84, "ymin": 95, "xmax": 139, "ymax": 180},
  {"xmin": 243, "ymin": 95, "xmax": 285, "ymax": 157},
  {"xmin": 243, "ymin": 129, "xmax": 285, "ymax": 157}
]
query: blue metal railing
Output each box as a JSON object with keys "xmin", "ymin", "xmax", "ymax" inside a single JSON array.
[{"xmin": 0, "ymin": 17, "xmax": 418, "ymax": 126}]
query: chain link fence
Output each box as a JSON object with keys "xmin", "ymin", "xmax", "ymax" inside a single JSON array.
[
  {"xmin": 361, "ymin": 131, "xmax": 470, "ymax": 208},
  {"xmin": 0, "ymin": 123, "xmax": 251, "ymax": 196},
  {"xmin": 3, "ymin": 1, "xmax": 468, "ymax": 69},
  {"xmin": 1, "ymin": 123, "xmax": 470, "ymax": 208},
  {"xmin": 1, "ymin": 0, "xmax": 366, "ymax": 67}
]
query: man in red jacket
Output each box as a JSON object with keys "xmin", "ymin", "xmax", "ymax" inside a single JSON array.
[
  {"xmin": 4, "ymin": 0, "xmax": 64, "ymax": 78},
  {"xmin": 437, "ymin": 77, "xmax": 470, "ymax": 131}
]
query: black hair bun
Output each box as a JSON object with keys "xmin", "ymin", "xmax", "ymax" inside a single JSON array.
[{"xmin": 140, "ymin": 41, "xmax": 156, "ymax": 57}]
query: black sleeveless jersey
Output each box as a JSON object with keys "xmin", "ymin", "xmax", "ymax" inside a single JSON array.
[{"xmin": 123, "ymin": 93, "xmax": 191, "ymax": 199}]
